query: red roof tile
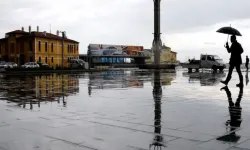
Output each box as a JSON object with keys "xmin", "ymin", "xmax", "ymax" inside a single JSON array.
[
  {"xmin": 6, "ymin": 30, "xmax": 78, "ymax": 43},
  {"xmin": 31, "ymin": 32, "xmax": 78, "ymax": 43},
  {"xmin": 15, "ymin": 31, "xmax": 78, "ymax": 43},
  {"xmin": 0, "ymin": 37, "xmax": 8, "ymax": 41},
  {"xmin": 6, "ymin": 30, "xmax": 29, "ymax": 35}
]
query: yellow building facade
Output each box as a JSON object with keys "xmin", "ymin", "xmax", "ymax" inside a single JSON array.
[
  {"xmin": 0, "ymin": 27, "xmax": 79, "ymax": 67},
  {"xmin": 145, "ymin": 44, "xmax": 177, "ymax": 63}
]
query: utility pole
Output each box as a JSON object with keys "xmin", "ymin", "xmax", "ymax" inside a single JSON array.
[{"xmin": 152, "ymin": 0, "xmax": 162, "ymax": 65}]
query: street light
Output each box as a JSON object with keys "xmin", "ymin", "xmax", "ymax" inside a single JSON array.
[{"xmin": 59, "ymin": 31, "xmax": 66, "ymax": 68}]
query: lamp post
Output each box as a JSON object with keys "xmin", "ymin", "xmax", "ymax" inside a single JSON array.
[{"xmin": 59, "ymin": 31, "xmax": 66, "ymax": 68}]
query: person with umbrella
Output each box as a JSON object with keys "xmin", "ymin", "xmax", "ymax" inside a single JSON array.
[
  {"xmin": 217, "ymin": 26, "xmax": 244, "ymax": 87},
  {"xmin": 221, "ymin": 35, "xmax": 244, "ymax": 87}
]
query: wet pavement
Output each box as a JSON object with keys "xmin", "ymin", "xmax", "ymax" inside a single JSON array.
[{"xmin": 0, "ymin": 70, "xmax": 250, "ymax": 150}]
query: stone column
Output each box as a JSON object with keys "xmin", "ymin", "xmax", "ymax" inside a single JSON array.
[{"xmin": 152, "ymin": 0, "xmax": 162, "ymax": 65}]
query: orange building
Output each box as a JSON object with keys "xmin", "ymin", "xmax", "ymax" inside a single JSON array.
[{"xmin": 0, "ymin": 26, "xmax": 79, "ymax": 67}]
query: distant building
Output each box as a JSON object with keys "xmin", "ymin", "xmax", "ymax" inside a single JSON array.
[
  {"xmin": 88, "ymin": 44, "xmax": 144, "ymax": 56},
  {"xmin": 0, "ymin": 26, "xmax": 79, "ymax": 67},
  {"xmin": 145, "ymin": 44, "xmax": 177, "ymax": 63}
]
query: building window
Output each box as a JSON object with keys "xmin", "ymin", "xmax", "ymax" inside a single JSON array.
[
  {"xmin": 30, "ymin": 57, "xmax": 33, "ymax": 62},
  {"xmin": 51, "ymin": 43, "xmax": 53, "ymax": 52},
  {"xmin": 68, "ymin": 45, "xmax": 70, "ymax": 53},
  {"xmin": 45, "ymin": 42, "xmax": 48, "ymax": 52},
  {"xmin": 0, "ymin": 44, "xmax": 1, "ymax": 53},
  {"xmin": 39, "ymin": 57, "xmax": 41, "ymax": 62},
  {"xmin": 29, "ymin": 40, "xmax": 32, "ymax": 51},
  {"xmin": 45, "ymin": 57, "xmax": 47, "ymax": 63},
  {"xmin": 51, "ymin": 57, "xmax": 53, "ymax": 63},
  {"xmin": 38, "ymin": 41, "xmax": 41, "ymax": 52},
  {"xmin": 68, "ymin": 57, "xmax": 70, "ymax": 63}
]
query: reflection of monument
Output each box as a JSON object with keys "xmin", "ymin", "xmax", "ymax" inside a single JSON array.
[
  {"xmin": 217, "ymin": 86, "xmax": 243, "ymax": 143},
  {"xmin": 0, "ymin": 74, "xmax": 79, "ymax": 109},
  {"xmin": 150, "ymin": 70, "xmax": 166, "ymax": 149}
]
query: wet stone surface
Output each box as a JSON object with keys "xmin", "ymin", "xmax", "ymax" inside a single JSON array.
[{"xmin": 0, "ymin": 70, "xmax": 250, "ymax": 149}]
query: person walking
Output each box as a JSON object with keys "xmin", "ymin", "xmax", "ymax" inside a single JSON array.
[
  {"xmin": 221, "ymin": 35, "xmax": 244, "ymax": 87},
  {"xmin": 246, "ymin": 56, "xmax": 249, "ymax": 71}
]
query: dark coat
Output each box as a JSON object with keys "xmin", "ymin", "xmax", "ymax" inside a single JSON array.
[{"xmin": 227, "ymin": 41, "xmax": 244, "ymax": 65}]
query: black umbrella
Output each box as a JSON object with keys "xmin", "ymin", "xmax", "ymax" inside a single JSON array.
[{"xmin": 217, "ymin": 25, "xmax": 242, "ymax": 42}]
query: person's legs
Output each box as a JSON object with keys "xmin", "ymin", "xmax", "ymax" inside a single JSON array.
[
  {"xmin": 236, "ymin": 65, "xmax": 243, "ymax": 86},
  {"xmin": 221, "ymin": 65, "xmax": 234, "ymax": 85}
]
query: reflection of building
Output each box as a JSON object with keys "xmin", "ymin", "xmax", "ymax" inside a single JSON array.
[
  {"xmin": 151, "ymin": 74, "xmax": 174, "ymax": 86},
  {"xmin": 35, "ymin": 74, "xmax": 79, "ymax": 98},
  {"xmin": 0, "ymin": 26, "xmax": 79, "ymax": 67},
  {"xmin": 0, "ymin": 74, "xmax": 79, "ymax": 109},
  {"xmin": 88, "ymin": 71, "xmax": 144, "ymax": 95},
  {"xmin": 145, "ymin": 44, "xmax": 177, "ymax": 63},
  {"xmin": 88, "ymin": 71, "xmax": 143, "ymax": 90}
]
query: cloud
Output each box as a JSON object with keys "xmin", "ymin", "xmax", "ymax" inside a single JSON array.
[
  {"xmin": 164, "ymin": 18, "xmax": 250, "ymax": 61},
  {"xmin": 0, "ymin": 0, "xmax": 250, "ymax": 62}
]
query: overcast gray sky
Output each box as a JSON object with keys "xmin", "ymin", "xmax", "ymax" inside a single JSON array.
[{"xmin": 1, "ymin": 0, "xmax": 250, "ymax": 61}]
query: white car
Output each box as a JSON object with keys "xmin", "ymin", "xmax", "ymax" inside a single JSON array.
[
  {"xmin": 21, "ymin": 62, "xmax": 40, "ymax": 68},
  {"xmin": 3, "ymin": 62, "xmax": 18, "ymax": 68}
]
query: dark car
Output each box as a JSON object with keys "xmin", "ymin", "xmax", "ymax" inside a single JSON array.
[{"xmin": 37, "ymin": 62, "xmax": 50, "ymax": 68}]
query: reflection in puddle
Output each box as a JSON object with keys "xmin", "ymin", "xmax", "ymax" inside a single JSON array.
[
  {"xmin": 0, "ymin": 74, "xmax": 79, "ymax": 109},
  {"xmin": 217, "ymin": 86, "xmax": 243, "ymax": 143},
  {"xmin": 150, "ymin": 70, "xmax": 166, "ymax": 149},
  {"xmin": 182, "ymin": 71, "xmax": 226, "ymax": 86}
]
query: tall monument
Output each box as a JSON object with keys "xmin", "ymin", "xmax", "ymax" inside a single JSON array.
[{"xmin": 152, "ymin": 0, "xmax": 162, "ymax": 65}]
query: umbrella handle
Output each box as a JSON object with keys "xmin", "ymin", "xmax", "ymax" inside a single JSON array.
[{"xmin": 226, "ymin": 24, "xmax": 231, "ymax": 43}]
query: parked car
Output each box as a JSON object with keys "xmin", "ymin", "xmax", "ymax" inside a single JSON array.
[
  {"xmin": 2, "ymin": 62, "xmax": 18, "ymax": 68},
  {"xmin": 69, "ymin": 59, "xmax": 85, "ymax": 68},
  {"xmin": 37, "ymin": 62, "xmax": 50, "ymax": 68},
  {"xmin": 21, "ymin": 62, "xmax": 40, "ymax": 68},
  {"xmin": 0, "ymin": 62, "xmax": 6, "ymax": 68}
]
